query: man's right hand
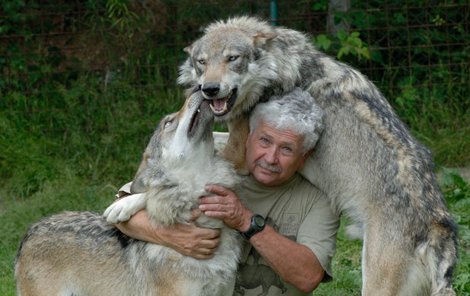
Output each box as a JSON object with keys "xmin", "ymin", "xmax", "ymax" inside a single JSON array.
[{"xmin": 115, "ymin": 210, "xmax": 221, "ymax": 260}]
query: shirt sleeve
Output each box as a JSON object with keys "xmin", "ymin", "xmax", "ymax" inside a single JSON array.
[{"xmin": 296, "ymin": 191, "xmax": 340, "ymax": 282}]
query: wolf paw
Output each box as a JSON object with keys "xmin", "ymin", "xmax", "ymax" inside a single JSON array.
[{"xmin": 103, "ymin": 193, "xmax": 146, "ymax": 224}]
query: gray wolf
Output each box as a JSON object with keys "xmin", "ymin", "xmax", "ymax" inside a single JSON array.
[
  {"xmin": 15, "ymin": 92, "xmax": 241, "ymax": 296},
  {"xmin": 177, "ymin": 16, "xmax": 457, "ymax": 295}
]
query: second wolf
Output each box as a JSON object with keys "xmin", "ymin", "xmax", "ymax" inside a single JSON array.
[
  {"xmin": 178, "ymin": 16, "xmax": 457, "ymax": 295},
  {"xmin": 15, "ymin": 92, "xmax": 241, "ymax": 296}
]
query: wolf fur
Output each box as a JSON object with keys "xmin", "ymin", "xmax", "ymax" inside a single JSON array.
[
  {"xmin": 177, "ymin": 16, "xmax": 457, "ymax": 296},
  {"xmin": 15, "ymin": 92, "xmax": 241, "ymax": 296}
]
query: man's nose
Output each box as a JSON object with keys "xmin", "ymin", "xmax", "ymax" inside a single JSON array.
[{"xmin": 265, "ymin": 147, "xmax": 279, "ymax": 164}]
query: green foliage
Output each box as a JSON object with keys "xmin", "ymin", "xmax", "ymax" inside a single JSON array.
[
  {"xmin": 105, "ymin": 0, "xmax": 140, "ymax": 35},
  {"xmin": 393, "ymin": 67, "xmax": 470, "ymax": 165},
  {"xmin": 0, "ymin": 75, "xmax": 184, "ymax": 199},
  {"xmin": 314, "ymin": 220, "xmax": 362, "ymax": 295},
  {"xmin": 314, "ymin": 30, "xmax": 371, "ymax": 61},
  {"xmin": 0, "ymin": 1, "xmax": 469, "ymax": 295},
  {"xmin": 310, "ymin": 1, "xmax": 469, "ymax": 166},
  {"xmin": 441, "ymin": 169, "xmax": 470, "ymax": 295}
]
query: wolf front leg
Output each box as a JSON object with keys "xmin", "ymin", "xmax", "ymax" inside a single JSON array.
[
  {"xmin": 223, "ymin": 115, "xmax": 250, "ymax": 175},
  {"xmin": 104, "ymin": 193, "xmax": 147, "ymax": 223}
]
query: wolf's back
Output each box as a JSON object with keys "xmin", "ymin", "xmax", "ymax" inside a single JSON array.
[{"xmin": 178, "ymin": 16, "xmax": 457, "ymax": 295}]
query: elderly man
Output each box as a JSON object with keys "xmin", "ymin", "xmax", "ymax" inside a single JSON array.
[{"xmin": 116, "ymin": 88, "xmax": 340, "ymax": 295}]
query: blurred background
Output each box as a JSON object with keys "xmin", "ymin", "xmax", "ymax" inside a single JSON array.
[{"xmin": 1, "ymin": 1, "xmax": 469, "ymax": 295}]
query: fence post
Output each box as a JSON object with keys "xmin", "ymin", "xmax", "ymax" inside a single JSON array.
[{"xmin": 270, "ymin": 0, "xmax": 278, "ymax": 26}]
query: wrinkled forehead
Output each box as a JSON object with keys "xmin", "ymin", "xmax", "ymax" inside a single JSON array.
[{"xmin": 195, "ymin": 29, "xmax": 254, "ymax": 57}]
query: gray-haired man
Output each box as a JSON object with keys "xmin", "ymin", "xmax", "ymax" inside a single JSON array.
[{"xmin": 116, "ymin": 88, "xmax": 340, "ymax": 295}]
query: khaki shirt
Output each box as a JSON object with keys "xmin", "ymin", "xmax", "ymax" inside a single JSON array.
[{"xmin": 235, "ymin": 174, "xmax": 340, "ymax": 296}]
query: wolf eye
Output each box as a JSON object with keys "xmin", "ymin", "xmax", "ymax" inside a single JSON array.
[
  {"xmin": 164, "ymin": 120, "xmax": 173, "ymax": 128},
  {"xmin": 228, "ymin": 55, "xmax": 239, "ymax": 62},
  {"xmin": 197, "ymin": 59, "xmax": 206, "ymax": 65}
]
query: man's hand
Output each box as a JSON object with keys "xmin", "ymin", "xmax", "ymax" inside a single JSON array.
[
  {"xmin": 199, "ymin": 184, "xmax": 252, "ymax": 232},
  {"xmin": 115, "ymin": 210, "xmax": 221, "ymax": 259}
]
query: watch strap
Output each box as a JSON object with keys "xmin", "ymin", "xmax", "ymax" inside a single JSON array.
[{"xmin": 240, "ymin": 214, "xmax": 266, "ymax": 240}]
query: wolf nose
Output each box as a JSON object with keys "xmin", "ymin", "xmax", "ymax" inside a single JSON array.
[{"xmin": 202, "ymin": 83, "xmax": 220, "ymax": 97}]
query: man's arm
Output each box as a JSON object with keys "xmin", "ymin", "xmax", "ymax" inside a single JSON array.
[
  {"xmin": 200, "ymin": 184, "xmax": 325, "ymax": 293},
  {"xmin": 115, "ymin": 209, "xmax": 221, "ymax": 260},
  {"xmin": 250, "ymin": 225, "xmax": 325, "ymax": 292}
]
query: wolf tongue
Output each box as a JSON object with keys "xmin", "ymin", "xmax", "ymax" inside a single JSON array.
[
  {"xmin": 213, "ymin": 98, "xmax": 227, "ymax": 111},
  {"xmin": 210, "ymin": 99, "xmax": 228, "ymax": 114}
]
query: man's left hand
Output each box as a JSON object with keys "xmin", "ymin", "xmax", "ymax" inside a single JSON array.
[{"xmin": 199, "ymin": 184, "xmax": 252, "ymax": 232}]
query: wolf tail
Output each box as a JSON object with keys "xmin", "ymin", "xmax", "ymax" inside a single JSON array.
[{"xmin": 426, "ymin": 218, "xmax": 458, "ymax": 296}]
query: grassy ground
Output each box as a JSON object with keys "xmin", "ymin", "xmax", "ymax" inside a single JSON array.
[{"xmin": 1, "ymin": 77, "xmax": 469, "ymax": 295}]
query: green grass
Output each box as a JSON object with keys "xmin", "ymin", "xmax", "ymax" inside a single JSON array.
[
  {"xmin": 0, "ymin": 75, "xmax": 469, "ymax": 295},
  {"xmin": 390, "ymin": 66, "xmax": 470, "ymax": 166},
  {"xmin": 0, "ymin": 177, "xmax": 113, "ymax": 296},
  {"xmin": 0, "ymin": 76, "xmax": 184, "ymax": 295}
]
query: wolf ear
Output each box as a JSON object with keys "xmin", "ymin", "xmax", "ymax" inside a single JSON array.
[
  {"xmin": 183, "ymin": 44, "xmax": 193, "ymax": 55},
  {"xmin": 130, "ymin": 152, "xmax": 151, "ymax": 194},
  {"xmin": 253, "ymin": 32, "xmax": 278, "ymax": 48},
  {"xmin": 130, "ymin": 176, "xmax": 147, "ymax": 194}
]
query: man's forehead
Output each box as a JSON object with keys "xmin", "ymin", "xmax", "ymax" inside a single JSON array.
[{"xmin": 256, "ymin": 122, "xmax": 303, "ymax": 146}]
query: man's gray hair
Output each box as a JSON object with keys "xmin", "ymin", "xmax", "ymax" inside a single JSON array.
[{"xmin": 249, "ymin": 88, "xmax": 325, "ymax": 153}]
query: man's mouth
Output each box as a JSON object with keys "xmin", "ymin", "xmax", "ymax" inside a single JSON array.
[{"xmin": 208, "ymin": 89, "xmax": 238, "ymax": 117}]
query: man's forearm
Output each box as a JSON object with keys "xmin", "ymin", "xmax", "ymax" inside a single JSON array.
[
  {"xmin": 200, "ymin": 185, "xmax": 325, "ymax": 291},
  {"xmin": 115, "ymin": 210, "xmax": 221, "ymax": 259},
  {"xmin": 115, "ymin": 210, "xmax": 163, "ymax": 244},
  {"xmin": 249, "ymin": 225, "xmax": 325, "ymax": 293}
]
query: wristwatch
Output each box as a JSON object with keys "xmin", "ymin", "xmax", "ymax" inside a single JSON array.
[{"xmin": 240, "ymin": 214, "xmax": 266, "ymax": 240}]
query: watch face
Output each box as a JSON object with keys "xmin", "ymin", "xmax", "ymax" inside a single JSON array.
[{"xmin": 253, "ymin": 215, "xmax": 265, "ymax": 228}]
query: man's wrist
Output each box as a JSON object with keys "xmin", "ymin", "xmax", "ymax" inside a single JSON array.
[{"xmin": 240, "ymin": 214, "xmax": 266, "ymax": 240}]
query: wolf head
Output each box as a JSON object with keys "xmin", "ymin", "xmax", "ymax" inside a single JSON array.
[
  {"xmin": 177, "ymin": 16, "xmax": 279, "ymax": 122},
  {"xmin": 131, "ymin": 91, "xmax": 214, "ymax": 193}
]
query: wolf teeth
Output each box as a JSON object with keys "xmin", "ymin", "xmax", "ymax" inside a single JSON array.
[{"xmin": 209, "ymin": 101, "xmax": 228, "ymax": 115}]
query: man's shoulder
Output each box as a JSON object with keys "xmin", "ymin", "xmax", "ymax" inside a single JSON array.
[{"xmin": 294, "ymin": 173, "xmax": 322, "ymax": 191}]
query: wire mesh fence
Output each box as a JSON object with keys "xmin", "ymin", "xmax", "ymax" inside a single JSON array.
[{"xmin": 1, "ymin": 0, "xmax": 468, "ymax": 102}]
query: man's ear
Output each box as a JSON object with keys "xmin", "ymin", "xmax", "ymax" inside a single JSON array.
[{"xmin": 183, "ymin": 44, "xmax": 193, "ymax": 55}]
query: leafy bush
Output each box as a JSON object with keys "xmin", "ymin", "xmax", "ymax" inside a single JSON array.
[{"xmin": 0, "ymin": 1, "xmax": 468, "ymax": 295}]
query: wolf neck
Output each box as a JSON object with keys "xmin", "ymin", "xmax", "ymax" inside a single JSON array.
[{"xmin": 163, "ymin": 140, "xmax": 215, "ymax": 178}]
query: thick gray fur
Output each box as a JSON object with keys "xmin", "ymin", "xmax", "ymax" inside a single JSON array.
[
  {"xmin": 178, "ymin": 16, "xmax": 457, "ymax": 296},
  {"xmin": 15, "ymin": 92, "xmax": 241, "ymax": 296}
]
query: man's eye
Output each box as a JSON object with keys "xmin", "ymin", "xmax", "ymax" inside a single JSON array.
[
  {"xmin": 281, "ymin": 146, "xmax": 296, "ymax": 156},
  {"xmin": 260, "ymin": 137, "xmax": 270, "ymax": 145},
  {"xmin": 282, "ymin": 146, "xmax": 293, "ymax": 153},
  {"xmin": 228, "ymin": 55, "xmax": 239, "ymax": 62}
]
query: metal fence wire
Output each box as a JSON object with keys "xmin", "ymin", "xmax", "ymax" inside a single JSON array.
[{"xmin": 1, "ymin": 0, "xmax": 469, "ymax": 99}]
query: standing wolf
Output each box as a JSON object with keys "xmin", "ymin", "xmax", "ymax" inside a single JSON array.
[
  {"xmin": 177, "ymin": 16, "xmax": 457, "ymax": 295},
  {"xmin": 15, "ymin": 92, "xmax": 241, "ymax": 296}
]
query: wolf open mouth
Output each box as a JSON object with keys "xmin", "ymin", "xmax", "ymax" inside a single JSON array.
[
  {"xmin": 188, "ymin": 100, "xmax": 210, "ymax": 138},
  {"xmin": 209, "ymin": 88, "xmax": 238, "ymax": 117}
]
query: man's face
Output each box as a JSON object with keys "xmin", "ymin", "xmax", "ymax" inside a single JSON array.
[{"xmin": 245, "ymin": 120, "xmax": 308, "ymax": 186}]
